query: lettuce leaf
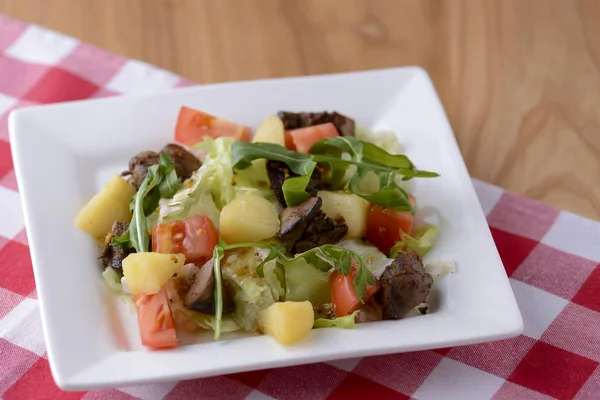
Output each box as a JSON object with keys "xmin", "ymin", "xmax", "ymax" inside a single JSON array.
[
  {"xmin": 337, "ymin": 239, "xmax": 394, "ymax": 279},
  {"xmin": 355, "ymin": 126, "xmax": 404, "ymax": 155},
  {"xmin": 314, "ymin": 310, "xmax": 359, "ymax": 329},
  {"xmin": 282, "ymin": 257, "xmax": 331, "ymax": 308},
  {"xmin": 101, "ymin": 268, "xmax": 123, "ymax": 293},
  {"xmin": 220, "ymin": 247, "xmax": 285, "ymax": 332},
  {"xmin": 390, "ymin": 224, "xmax": 439, "ymax": 258}
]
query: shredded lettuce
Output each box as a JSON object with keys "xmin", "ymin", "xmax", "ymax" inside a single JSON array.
[
  {"xmin": 355, "ymin": 126, "xmax": 404, "ymax": 155},
  {"xmin": 390, "ymin": 224, "xmax": 439, "ymax": 258},
  {"xmin": 314, "ymin": 310, "xmax": 359, "ymax": 329},
  {"xmin": 220, "ymin": 247, "xmax": 285, "ymax": 332},
  {"xmin": 282, "ymin": 257, "xmax": 331, "ymax": 309},
  {"xmin": 159, "ymin": 137, "xmax": 274, "ymax": 226},
  {"xmin": 337, "ymin": 239, "xmax": 394, "ymax": 279},
  {"xmin": 102, "ymin": 268, "xmax": 123, "ymax": 293}
]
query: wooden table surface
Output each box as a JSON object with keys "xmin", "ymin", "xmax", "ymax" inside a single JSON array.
[{"xmin": 2, "ymin": 0, "xmax": 599, "ymax": 220}]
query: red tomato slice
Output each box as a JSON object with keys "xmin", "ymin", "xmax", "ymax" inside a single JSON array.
[
  {"xmin": 287, "ymin": 122, "xmax": 339, "ymax": 154},
  {"xmin": 284, "ymin": 131, "xmax": 296, "ymax": 151},
  {"xmin": 175, "ymin": 106, "xmax": 252, "ymax": 146},
  {"xmin": 134, "ymin": 286, "xmax": 178, "ymax": 349},
  {"xmin": 330, "ymin": 260, "xmax": 381, "ymax": 318},
  {"xmin": 152, "ymin": 215, "xmax": 218, "ymax": 265},
  {"xmin": 366, "ymin": 195, "xmax": 416, "ymax": 255}
]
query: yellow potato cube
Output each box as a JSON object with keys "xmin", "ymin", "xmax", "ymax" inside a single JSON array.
[
  {"xmin": 317, "ymin": 191, "xmax": 370, "ymax": 238},
  {"xmin": 122, "ymin": 252, "xmax": 185, "ymax": 295},
  {"xmin": 220, "ymin": 192, "xmax": 280, "ymax": 243},
  {"xmin": 252, "ymin": 115, "xmax": 285, "ymax": 146},
  {"xmin": 75, "ymin": 174, "xmax": 136, "ymax": 239},
  {"xmin": 257, "ymin": 301, "xmax": 314, "ymax": 345}
]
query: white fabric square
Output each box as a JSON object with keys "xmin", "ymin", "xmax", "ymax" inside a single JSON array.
[
  {"xmin": 510, "ymin": 279, "xmax": 568, "ymax": 339},
  {"xmin": 412, "ymin": 358, "xmax": 505, "ymax": 400},
  {"xmin": 5, "ymin": 25, "xmax": 78, "ymax": 65},
  {"xmin": 0, "ymin": 187, "xmax": 25, "ymax": 239},
  {"xmin": 0, "ymin": 297, "xmax": 45, "ymax": 356},
  {"xmin": 472, "ymin": 178, "xmax": 503, "ymax": 216},
  {"xmin": 245, "ymin": 390, "xmax": 276, "ymax": 400},
  {"xmin": 120, "ymin": 382, "xmax": 178, "ymax": 400},
  {"xmin": 105, "ymin": 60, "xmax": 180, "ymax": 94},
  {"xmin": 0, "ymin": 93, "xmax": 18, "ymax": 116},
  {"xmin": 327, "ymin": 357, "xmax": 362, "ymax": 372},
  {"xmin": 542, "ymin": 211, "xmax": 600, "ymax": 263}
]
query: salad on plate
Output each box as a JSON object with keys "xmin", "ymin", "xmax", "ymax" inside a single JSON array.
[{"xmin": 75, "ymin": 107, "xmax": 453, "ymax": 349}]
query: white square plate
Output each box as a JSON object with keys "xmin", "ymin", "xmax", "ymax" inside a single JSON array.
[{"xmin": 9, "ymin": 67, "xmax": 522, "ymax": 390}]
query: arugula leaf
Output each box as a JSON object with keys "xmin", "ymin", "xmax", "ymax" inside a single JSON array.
[
  {"xmin": 314, "ymin": 310, "xmax": 359, "ymax": 329},
  {"xmin": 231, "ymin": 141, "xmax": 316, "ymax": 176},
  {"xmin": 212, "ymin": 245, "xmax": 225, "ymax": 340},
  {"xmin": 113, "ymin": 154, "xmax": 182, "ymax": 252},
  {"xmin": 230, "ymin": 138, "xmax": 438, "ymax": 211},
  {"xmin": 282, "ymin": 164, "xmax": 316, "ymax": 206}
]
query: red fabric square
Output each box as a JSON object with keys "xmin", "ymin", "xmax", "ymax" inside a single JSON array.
[
  {"xmin": 327, "ymin": 373, "xmax": 409, "ymax": 400},
  {"xmin": 354, "ymin": 351, "xmax": 443, "ymax": 395},
  {"xmin": 228, "ymin": 368, "xmax": 272, "ymax": 388},
  {"xmin": 0, "ymin": 139, "xmax": 13, "ymax": 180},
  {"xmin": 508, "ymin": 341, "xmax": 598, "ymax": 399},
  {"xmin": 0, "ymin": 287, "xmax": 25, "ymax": 319},
  {"xmin": 487, "ymin": 191, "xmax": 559, "ymax": 241},
  {"xmin": 12, "ymin": 228, "xmax": 28, "ymax": 247},
  {"xmin": 23, "ymin": 67, "xmax": 99, "ymax": 104},
  {"xmin": 490, "ymin": 227, "xmax": 539, "ymax": 276},
  {"xmin": 0, "ymin": 241, "xmax": 36, "ymax": 296},
  {"xmin": 0, "ymin": 55, "xmax": 48, "ymax": 97},
  {"xmin": 165, "ymin": 376, "xmax": 251, "ymax": 400},
  {"xmin": 447, "ymin": 335, "xmax": 536, "ymax": 378},
  {"xmin": 512, "ymin": 244, "xmax": 597, "ymax": 299},
  {"xmin": 2, "ymin": 357, "xmax": 85, "ymax": 400},
  {"xmin": 0, "ymin": 339, "xmax": 40, "ymax": 397},
  {"xmin": 0, "ymin": 15, "xmax": 27, "ymax": 52},
  {"xmin": 572, "ymin": 365, "xmax": 600, "ymax": 400},
  {"xmin": 59, "ymin": 43, "xmax": 126, "ymax": 86},
  {"xmin": 258, "ymin": 363, "xmax": 347, "ymax": 400},
  {"xmin": 572, "ymin": 265, "xmax": 600, "ymax": 313},
  {"xmin": 432, "ymin": 347, "xmax": 452, "ymax": 356},
  {"xmin": 541, "ymin": 302, "xmax": 600, "ymax": 362}
]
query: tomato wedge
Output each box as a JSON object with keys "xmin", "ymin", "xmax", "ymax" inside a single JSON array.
[
  {"xmin": 329, "ymin": 260, "xmax": 381, "ymax": 318},
  {"xmin": 287, "ymin": 122, "xmax": 339, "ymax": 153},
  {"xmin": 175, "ymin": 106, "xmax": 252, "ymax": 146},
  {"xmin": 152, "ymin": 215, "xmax": 218, "ymax": 265},
  {"xmin": 366, "ymin": 194, "xmax": 416, "ymax": 254},
  {"xmin": 134, "ymin": 286, "xmax": 178, "ymax": 349}
]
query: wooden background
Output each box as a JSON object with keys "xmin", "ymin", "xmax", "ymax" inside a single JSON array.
[{"xmin": 1, "ymin": 0, "xmax": 599, "ymax": 220}]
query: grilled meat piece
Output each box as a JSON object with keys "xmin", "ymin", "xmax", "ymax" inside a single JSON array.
[
  {"xmin": 279, "ymin": 197, "xmax": 348, "ymax": 254},
  {"xmin": 277, "ymin": 111, "xmax": 355, "ymax": 137},
  {"xmin": 125, "ymin": 144, "xmax": 201, "ymax": 189},
  {"xmin": 175, "ymin": 261, "xmax": 236, "ymax": 315},
  {"xmin": 99, "ymin": 221, "xmax": 134, "ymax": 270},
  {"xmin": 266, "ymin": 160, "xmax": 322, "ymax": 206},
  {"xmin": 377, "ymin": 251, "xmax": 433, "ymax": 320}
]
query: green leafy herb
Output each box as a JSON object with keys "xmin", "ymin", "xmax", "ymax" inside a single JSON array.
[
  {"xmin": 113, "ymin": 154, "xmax": 182, "ymax": 252},
  {"xmin": 230, "ymin": 138, "xmax": 438, "ymax": 211},
  {"xmin": 212, "ymin": 245, "xmax": 225, "ymax": 340},
  {"xmin": 314, "ymin": 310, "xmax": 359, "ymax": 329},
  {"xmin": 390, "ymin": 224, "xmax": 439, "ymax": 258}
]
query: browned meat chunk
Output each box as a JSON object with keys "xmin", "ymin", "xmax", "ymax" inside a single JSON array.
[
  {"xmin": 377, "ymin": 252, "xmax": 433, "ymax": 320},
  {"xmin": 125, "ymin": 144, "xmax": 201, "ymax": 189},
  {"xmin": 99, "ymin": 221, "xmax": 134, "ymax": 270},
  {"xmin": 266, "ymin": 161, "xmax": 322, "ymax": 206},
  {"xmin": 160, "ymin": 143, "xmax": 201, "ymax": 181},
  {"xmin": 279, "ymin": 196, "xmax": 348, "ymax": 254},
  {"xmin": 174, "ymin": 261, "xmax": 235, "ymax": 315},
  {"xmin": 277, "ymin": 111, "xmax": 355, "ymax": 137}
]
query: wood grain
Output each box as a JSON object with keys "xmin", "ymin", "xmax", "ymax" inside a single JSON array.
[{"xmin": 1, "ymin": 0, "xmax": 599, "ymax": 219}]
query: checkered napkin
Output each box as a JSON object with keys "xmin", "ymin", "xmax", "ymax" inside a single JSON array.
[{"xmin": 1, "ymin": 15, "xmax": 599, "ymax": 400}]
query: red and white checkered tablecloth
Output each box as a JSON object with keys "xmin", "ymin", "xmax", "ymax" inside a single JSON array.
[{"xmin": 1, "ymin": 14, "xmax": 599, "ymax": 400}]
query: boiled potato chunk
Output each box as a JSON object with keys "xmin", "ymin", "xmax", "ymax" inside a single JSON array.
[
  {"xmin": 317, "ymin": 191, "xmax": 370, "ymax": 238},
  {"xmin": 257, "ymin": 301, "xmax": 314, "ymax": 345},
  {"xmin": 75, "ymin": 174, "xmax": 136, "ymax": 239},
  {"xmin": 123, "ymin": 252, "xmax": 185, "ymax": 295},
  {"xmin": 252, "ymin": 115, "xmax": 285, "ymax": 146},
  {"xmin": 220, "ymin": 193, "xmax": 280, "ymax": 243}
]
